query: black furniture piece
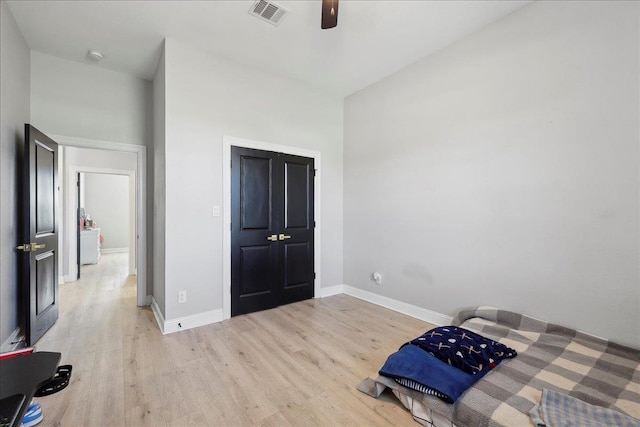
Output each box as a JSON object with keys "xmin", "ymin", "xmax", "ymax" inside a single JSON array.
[{"xmin": 0, "ymin": 352, "xmax": 60, "ymax": 427}]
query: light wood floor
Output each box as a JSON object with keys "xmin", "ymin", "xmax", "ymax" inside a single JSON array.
[{"xmin": 34, "ymin": 253, "xmax": 433, "ymax": 426}]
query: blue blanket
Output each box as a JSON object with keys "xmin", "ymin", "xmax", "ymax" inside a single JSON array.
[{"xmin": 378, "ymin": 344, "xmax": 484, "ymax": 403}]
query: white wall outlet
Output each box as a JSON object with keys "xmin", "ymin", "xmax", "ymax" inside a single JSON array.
[
  {"xmin": 212, "ymin": 205, "xmax": 220, "ymax": 217},
  {"xmin": 178, "ymin": 290, "xmax": 187, "ymax": 303},
  {"xmin": 372, "ymin": 272, "xmax": 382, "ymax": 285}
]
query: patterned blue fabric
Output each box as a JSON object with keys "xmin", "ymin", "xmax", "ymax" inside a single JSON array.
[
  {"xmin": 378, "ymin": 344, "xmax": 483, "ymax": 403},
  {"xmin": 406, "ymin": 326, "xmax": 517, "ymax": 375},
  {"xmin": 530, "ymin": 388, "xmax": 640, "ymax": 427}
]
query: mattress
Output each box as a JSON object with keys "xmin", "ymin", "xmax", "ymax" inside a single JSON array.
[{"xmin": 358, "ymin": 307, "xmax": 640, "ymax": 426}]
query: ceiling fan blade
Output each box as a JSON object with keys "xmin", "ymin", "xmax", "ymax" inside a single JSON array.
[{"xmin": 321, "ymin": 0, "xmax": 339, "ymax": 29}]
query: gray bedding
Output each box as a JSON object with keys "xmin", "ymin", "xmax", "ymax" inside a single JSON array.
[{"xmin": 358, "ymin": 306, "xmax": 640, "ymax": 427}]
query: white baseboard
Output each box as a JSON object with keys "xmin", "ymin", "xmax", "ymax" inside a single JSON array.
[
  {"xmin": 163, "ymin": 309, "xmax": 224, "ymax": 334},
  {"xmin": 317, "ymin": 284, "xmax": 345, "ymax": 298},
  {"xmin": 58, "ymin": 276, "xmax": 65, "ymax": 285},
  {"xmin": 100, "ymin": 248, "xmax": 129, "ymax": 254},
  {"xmin": 150, "ymin": 296, "xmax": 223, "ymax": 335},
  {"xmin": 342, "ymin": 285, "xmax": 453, "ymax": 326},
  {"xmin": 150, "ymin": 296, "xmax": 166, "ymax": 334},
  {"xmin": 1, "ymin": 327, "xmax": 25, "ymax": 353},
  {"xmin": 148, "ymin": 284, "xmax": 451, "ymax": 336}
]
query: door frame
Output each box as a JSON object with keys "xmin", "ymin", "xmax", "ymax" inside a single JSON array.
[
  {"xmin": 51, "ymin": 134, "xmax": 148, "ymax": 307},
  {"xmin": 223, "ymin": 136, "xmax": 321, "ymax": 320}
]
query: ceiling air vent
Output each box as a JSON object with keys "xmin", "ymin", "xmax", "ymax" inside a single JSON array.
[{"xmin": 249, "ymin": 0, "xmax": 289, "ymax": 26}]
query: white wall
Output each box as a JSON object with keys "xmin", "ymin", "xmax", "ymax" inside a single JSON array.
[
  {"xmin": 83, "ymin": 173, "xmax": 130, "ymax": 250},
  {"xmin": 160, "ymin": 38, "xmax": 343, "ymax": 321},
  {"xmin": 30, "ymin": 51, "xmax": 152, "ymax": 146},
  {"xmin": 0, "ymin": 0, "xmax": 30, "ymax": 347},
  {"xmin": 30, "ymin": 51, "xmax": 152, "ymax": 300},
  {"xmin": 344, "ymin": 1, "xmax": 639, "ymax": 347}
]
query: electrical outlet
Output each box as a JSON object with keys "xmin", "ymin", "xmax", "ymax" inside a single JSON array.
[
  {"xmin": 178, "ymin": 290, "xmax": 187, "ymax": 303},
  {"xmin": 372, "ymin": 272, "xmax": 382, "ymax": 285}
]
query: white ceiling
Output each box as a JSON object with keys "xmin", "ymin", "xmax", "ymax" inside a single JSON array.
[{"xmin": 6, "ymin": 0, "xmax": 531, "ymax": 96}]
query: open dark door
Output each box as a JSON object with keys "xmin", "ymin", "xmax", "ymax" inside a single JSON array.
[
  {"xmin": 231, "ymin": 147, "xmax": 314, "ymax": 316},
  {"xmin": 18, "ymin": 125, "xmax": 59, "ymax": 345}
]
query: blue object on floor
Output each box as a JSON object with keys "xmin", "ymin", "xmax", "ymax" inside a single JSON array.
[
  {"xmin": 20, "ymin": 402, "xmax": 42, "ymax": 427},
  {"xmin": 379, "ymin": 344, "xmax": 485, "ymax": 403}
]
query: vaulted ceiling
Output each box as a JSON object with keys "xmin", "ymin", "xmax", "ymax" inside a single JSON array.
[{"xmin": 7, "ymin": 0, "xmax": 530, "ymax": 96}]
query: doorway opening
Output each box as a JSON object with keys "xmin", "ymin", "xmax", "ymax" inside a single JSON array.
[
  {"xmin": 77, "ymin": 172, "xmax": 135, "ymax": 279},
  {"xmin": 54, "ymin": 135, "xmax": 147, "ymax": 306}
]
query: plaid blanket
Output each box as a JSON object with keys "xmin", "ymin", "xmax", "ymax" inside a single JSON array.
[
  {"xmin": 530, "ymin": 388, "xmax": 640, "ymax": 427},
  {"xmin": 358, "ymin": 306, "xmax": 640, "ymax": 427}
]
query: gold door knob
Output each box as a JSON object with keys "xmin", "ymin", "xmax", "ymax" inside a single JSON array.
[
  {"xmin": 266, "ymin": 234, "xmax": 278, "ymax": 241},
  {"xmin": 279, "ymin": 234, "xmax": 291, "ymax": 240},
  {"xmin": 16, "ymin": 243, "xmax": 46, "ymax": 252}
]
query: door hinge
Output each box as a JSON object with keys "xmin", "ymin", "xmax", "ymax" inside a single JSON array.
[
  {"xmin": 314, "ymin": 169, "xmax": 317, "ymax": 176},
  {"xmin": 313, "ymin": 221, "xmax": 316, "ymax": 228},
  {"xmin": 314, "ymin": 272, "xmax": 316, "ymax": 279}
]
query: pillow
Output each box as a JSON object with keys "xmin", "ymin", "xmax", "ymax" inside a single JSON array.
[{"xmin": 404, "ymin": 326, "xmax": 517, "ymax": 375}]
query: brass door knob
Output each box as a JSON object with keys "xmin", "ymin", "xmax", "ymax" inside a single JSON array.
[{"xmin": 16, "ymin": 243, "xmax": 46, "ymax": 252}]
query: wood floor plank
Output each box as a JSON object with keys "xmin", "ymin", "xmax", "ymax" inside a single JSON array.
[
  {"xmin": 125, "ymin": 402, "xmax": 168, "ymax": 427},
  {"xmin": 31, "ymin": 253, "xmax": 434, "ymax": 426}
]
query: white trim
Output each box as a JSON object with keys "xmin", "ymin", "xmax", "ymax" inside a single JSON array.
[
  {"xmin": 150, "ymin": 296, "xmax": 166, "ymax": 334},
  {"xmin": 342, "ymin": 285, "xmax": 453, "ymax": 326},
  {"xmin": 151, "ymin": 296, "xmax": 223, "ymax": 335},
  {"xmin": 222, "ymin": 135, "xmax": 322, "ymax": 320},
  {"xmin": 51, "ymin": 134, "xmax": 144, "ymax": 153},
  {"xmin": 163, "ymin": 309, "xmax": 224, "ymax": 334},
  {"xmin": 51, "ymin": 135, "xmax": 148, "ymax": 307},
  {"xmin": 0, "ymin": 327, "xmax": 24, "ymax": 353},
  {"xmin": 58, "ymin": 276, "xmax": 65, "ymax": 285},
  {"xmin": 100, "ymin": 248, "xmax": 129, "ymax": 254},
  {"xmin": 318, "ymin": 284, "xmax": 345, "ymax": 298},
  {"xmin": 151, "ymin": 281, "xmax": 451, "ymax": 335}
]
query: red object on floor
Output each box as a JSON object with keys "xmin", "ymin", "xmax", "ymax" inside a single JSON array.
[{"xmin": 0, "ymin": 347, "xmax": 34, "ymax": 361}]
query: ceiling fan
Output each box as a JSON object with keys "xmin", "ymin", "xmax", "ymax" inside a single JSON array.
[{"xmin": 321, "ymin": 0, "xmax": 339, "ymax": 29}]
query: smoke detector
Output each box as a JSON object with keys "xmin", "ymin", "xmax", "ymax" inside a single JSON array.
[{"xmin": 249, "ymin": 0, "xmax": 289, "ymax": 26}]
